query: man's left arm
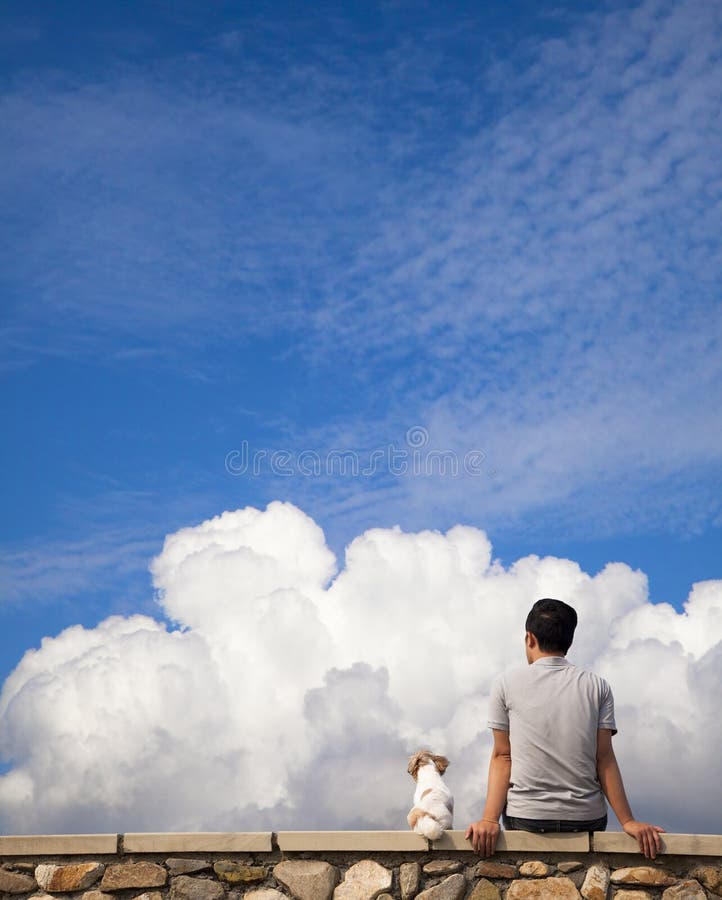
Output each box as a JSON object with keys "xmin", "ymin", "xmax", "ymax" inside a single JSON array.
[
  {"xmin": 596, "ymin": 728, "xmax": 665, "ymax": 859},
  {"xmin": 466, "ymin": 728, "xmax": 511, "ymax": 857}
]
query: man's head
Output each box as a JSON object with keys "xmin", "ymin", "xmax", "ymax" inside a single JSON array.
[{"xmin": 525, "ymin": 598, "xmax": 578, "ymax": 658}]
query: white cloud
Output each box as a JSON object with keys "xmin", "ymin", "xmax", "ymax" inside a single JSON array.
[{"xmin": 0, "ymin": 501, "xmax": 719, "ymax": 833}]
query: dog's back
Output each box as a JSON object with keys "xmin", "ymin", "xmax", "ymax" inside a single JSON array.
[{"xmin": 407, "ymin": 753, "xmax": 454, "ymax": 841}]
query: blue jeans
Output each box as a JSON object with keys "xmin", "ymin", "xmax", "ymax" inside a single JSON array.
[{"xmin": 503, "ymin": 811, "xmax": 608, "ymax": 833}]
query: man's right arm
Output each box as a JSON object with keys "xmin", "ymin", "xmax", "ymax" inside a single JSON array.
[
  {"xmin": 596, "ymin": 728, "xmax": 665, "ymax": 859},
  {"xmin": 465, "ymin": 728, "xmax": 511, "ymax": 856}
]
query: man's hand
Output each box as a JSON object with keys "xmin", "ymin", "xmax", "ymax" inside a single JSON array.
[
  {"xmin": 622, "ymin": 820, "xmax": 665, "ymax": 859},
  {"xmin": 465, "ymin": 819, "xmax": 501, "ymax": 857}
]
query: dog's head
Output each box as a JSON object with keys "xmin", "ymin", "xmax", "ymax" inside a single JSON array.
[{"xmin": 407, "ymin": 749, "xmax": 450, "ymax": 780}]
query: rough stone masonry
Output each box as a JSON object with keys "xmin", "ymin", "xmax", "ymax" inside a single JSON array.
[{"xmin": 1, "ymin": 835, "xmax": 722, "ymax": 900}]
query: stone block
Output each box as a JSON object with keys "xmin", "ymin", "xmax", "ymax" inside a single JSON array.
[
  {"xmin": 101, "ymin": 864, "xmax": 167, "ymax": 891},
  {"xmin": 82, "ymin": 891, "xmax": 115, "ymax": 900},
  {"xmin": 612, "ymin": 892, "xmax": 652, "ymax": 899},
  {"xmin": 274, "ymin": 860, "xmax": 339, "ymax": 900},
  {"xmin": 422, "ymin": 861, "xmax": 461, "ymax": 876},
  {"xmin": 415, "ymin": 874, "xmax": 466, "ymax": 900},
  {"xmin": 213, "ymin": 862, "xmax": 265, "ymax": 884},
  {"xmin": 0, "ymin": 869, "xmax": 38, "ymax": 893},
  {"xmin": 471, "ymin": 862, "xmax": 517, "ymax": 880},
  {"xmin": 662, "ymin": 881, "xmax": 707, "ymax": 900},
  {"xmin": 134, "ymin": 893, "xmax": 163, "ymax": 900},
  {"xmin": 610, "ymin": 868, "xmax": 676, "ymax": 887},
  {"xmin": 334, "ymin": 861, "xmax": 392, "ymax": 900},
  {"xmin": 519, "ymin": 862, "xmax": 552, "ymax": 877},
  {"xmin": 166, "ymin": 860, "xmax": 212, "ymax": 877},
  {"xmin": 558, "ymin": 863, "xmax": 583, "ymax": 874},
  {"xmin": 246, "ymin": 892, "xmax": 287, "ymax": 900},
  {"xmin": 581, "ymin": 865, "xmax": 609, "ymax": 900},
  {"xmin": 689, "ymin": 866, "xmax": 722, "ymax": 895},
  {"xmin": 468, "ymin": 878, "xmax": 501, "ymax": 900},
  {"xmin": 400, "ymin": 863, "xmax": 420, "ymax": 900},
  {"xmin": 170, "ymin": 876, "xmax": 225, "ymax": 900},
  {"xmin": 506, "ymin": 876, "xmax": 581, "ymax": 899},
  {"xmin": 36, "ymin": 863, "xmax": 104, "ymax": 892}
]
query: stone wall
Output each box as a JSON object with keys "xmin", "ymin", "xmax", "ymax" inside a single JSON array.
[{"xmin": 1, "ymin": 832, "xmax": 721, "ymax": 900}]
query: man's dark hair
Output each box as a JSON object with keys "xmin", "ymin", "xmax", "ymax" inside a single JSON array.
[{"xmin": 525, "ymin": 598, "xmax": 578, "ymax": 654}]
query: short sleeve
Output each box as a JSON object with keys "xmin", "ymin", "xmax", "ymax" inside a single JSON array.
[
  {"xmin": 487, "ymin": 673, "xmax": 510, "ymax": 732},
  {"xmin": 598, "ymin": 677, "xmax": 617, "ymax": 735}
]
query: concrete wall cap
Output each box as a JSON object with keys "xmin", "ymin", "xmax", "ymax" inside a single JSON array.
[
  {"xmin": 122, "ymin": 834, "xmax": 272, "ymax": 853},
  {"xmin": 0, "ymin": 831, "xmax": 720, "ymax": 857},
  {"xmin": 276, "ymin": 832, "xmax": 429, "ymax": 851},
  {"xmin": 0, "ymin": 835, "xmax": 118, "ymax": 856},
  {"xmin": 432, "ymin": 831, "xmax": 590, "ymax": 852},
  {"xmin": 591, "ymin": 832, "xmax": 722, "ymax": 856}
]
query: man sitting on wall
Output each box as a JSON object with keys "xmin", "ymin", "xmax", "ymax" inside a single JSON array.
[{"xmin": 466, "ymin": 598, "xmax": 665, "ymax": 858}]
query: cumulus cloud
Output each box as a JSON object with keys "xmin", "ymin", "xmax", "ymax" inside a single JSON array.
[{"xmin": 0, "ymin": 501, "xmax": 719, "ymax": 833}]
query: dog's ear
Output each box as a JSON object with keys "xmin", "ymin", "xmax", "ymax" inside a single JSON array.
[
  {"xmin": 432, "ymin": 754, "xmax": 450, "ymax": 775},
  {"xmin": 407, "ymin": 750, "xmax": 427, "ymax": 779}
]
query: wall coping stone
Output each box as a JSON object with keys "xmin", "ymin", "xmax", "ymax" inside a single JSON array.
[
  {"xmin": 0, "ymin": 835, "xmax": 118, "ymax": 855},
  {"xmin": 0, "ymin": 831, "xmax": 720, "ymax": 857},
  {"xmin": 277, "ymin": 832, "xmax": 428, "ymax": 851},
  {"xmin": 123, "ymin": 833, "xmax": 272, "ymax": 853},
  {"xmin": 591, "ymin": 832, "xmax": 722, "ymax": 855},
  {"xmin": 432, "ymin": 832, "xmax": 589, "ymax": 852}
]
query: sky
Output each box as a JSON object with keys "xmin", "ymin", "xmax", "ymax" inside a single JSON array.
[{"xmin": 0, "ymin": 0, "xmax": 721, "ymax": 834}]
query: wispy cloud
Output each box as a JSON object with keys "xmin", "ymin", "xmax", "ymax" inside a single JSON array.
[
  {"xmin": 292, "ymin": 0, "xmax": 722, "ymax": 537},
  {"xmin": 0, "ymin": 529, "xmax": 158, "ymax": 608},
  {"xmin": 2, "ymin": 0, "xmax": 720, "ymax": 540},
  {"xmin": 0, "ymin": 485, "xmax": 223, "ymax": 610}
]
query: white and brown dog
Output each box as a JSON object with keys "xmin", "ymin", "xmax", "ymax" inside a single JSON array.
[{"xmin": 406, "ymin": 750, "xmax": 454, "ymax": 841}]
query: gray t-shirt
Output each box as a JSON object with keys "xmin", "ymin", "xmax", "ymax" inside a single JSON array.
[{"xmin": 487, "ymin": 656, "xmax": 617, "ymax": 820}]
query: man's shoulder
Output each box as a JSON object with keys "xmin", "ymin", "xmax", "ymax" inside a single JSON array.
[
  {"xmin": 493, "ymin": 664, "xmax": 533, "ymax": 690},
  {"xmin": 567, "ymin": 663, "xmax": 614, "ymax": 692},
  {"xmin": 492, "ymin": 662, "xmax": 613, "ymax": 690},
  {"xmin": 568, "ymin": 661, "xmax": 611, "ymax": 681}
]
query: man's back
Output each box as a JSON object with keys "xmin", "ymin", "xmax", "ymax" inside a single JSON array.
[
  {"xmin": 487, "ymin": 656, "xmax": 615, "ymax": 819},
  {"xmin": 467, "ymin": 598, "xmax": 664, "ymax": 859}
]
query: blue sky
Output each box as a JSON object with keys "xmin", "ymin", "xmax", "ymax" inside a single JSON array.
[
  {"xmin": 0, "ymin": 0, "xmax": 722, "ymax": 833},
  {"xmin": 1, "ymin": 0, "xmax": 721, "ymax": 811}
]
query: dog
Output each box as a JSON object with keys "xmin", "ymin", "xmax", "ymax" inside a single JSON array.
[{"xmin": 406, "ymin": 749, "xmax": 454, "ymax": 841}]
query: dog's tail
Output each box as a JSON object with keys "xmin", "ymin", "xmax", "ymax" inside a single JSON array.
[{"xmin": 414, "ymin": 815, "xmax": 445, "ymax": 842}]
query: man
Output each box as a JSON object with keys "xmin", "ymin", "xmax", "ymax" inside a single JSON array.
[{"xmin": 466, "ymin": 598, "xmax": 664, "ymax": 858}]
